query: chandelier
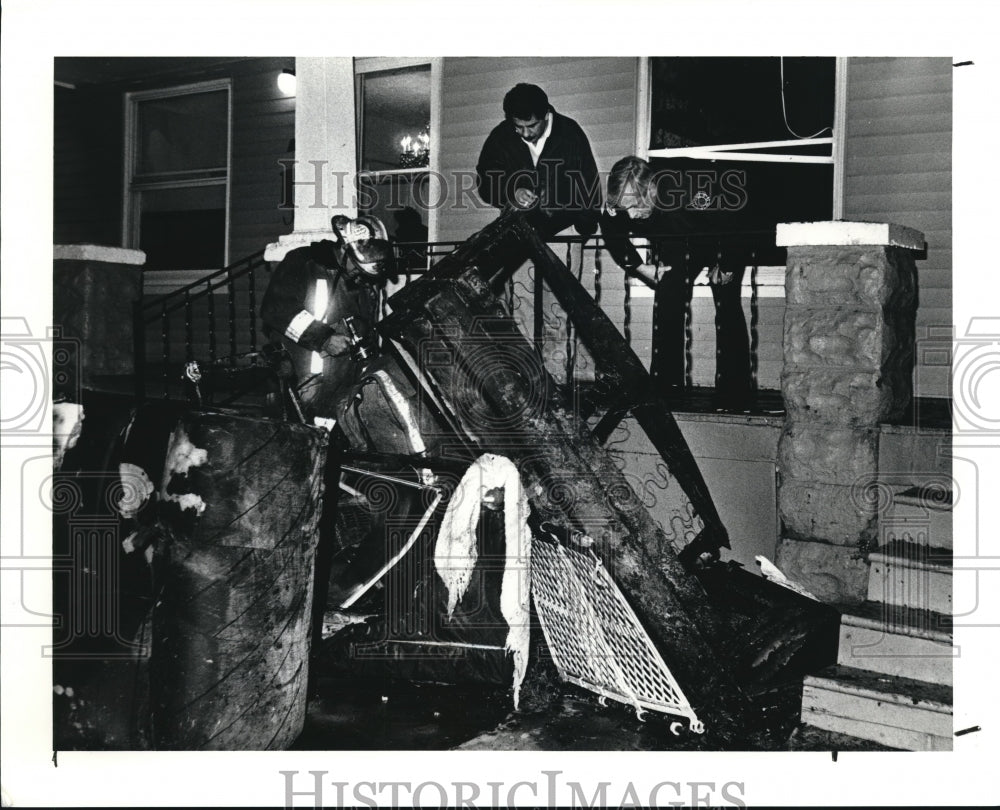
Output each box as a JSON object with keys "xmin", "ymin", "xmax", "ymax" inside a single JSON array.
[{"xmin": 398, "ymin": 124, "xmax": 430, "ymax": 169}]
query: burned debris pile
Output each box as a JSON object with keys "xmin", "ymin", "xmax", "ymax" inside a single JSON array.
[{"xmin": 53, "ymin": 211, "xmax": 837, "ymax": 751}]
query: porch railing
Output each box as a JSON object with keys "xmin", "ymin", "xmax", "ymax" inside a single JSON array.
[
  {"xmin": 390, "ymin": 230, "xmax": 786, "ymax": 397},
  {"xmin": 133, "ymin": 249, "xmax": 267, "ymax": 401},
  {"xmin": 133, "ymin": 230, "xmax": 785, "ymax": 407}
]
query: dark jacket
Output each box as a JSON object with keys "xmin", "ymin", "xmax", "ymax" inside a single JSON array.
[
  {"xmin": 260, "ymin": 240, "xmax": 378, "ymax": 412},
  {"xmin": 600, "ymin": 206, "xmax": 764, "ymax": 276},
  {"xmin": 476, "ymin": 109, "xmax": 602, "ymax": 237}
]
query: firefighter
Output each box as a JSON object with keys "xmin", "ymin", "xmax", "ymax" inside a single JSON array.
[{"xmin": 260, "ymin": 214, "xmax": 395, "ymax": 419}]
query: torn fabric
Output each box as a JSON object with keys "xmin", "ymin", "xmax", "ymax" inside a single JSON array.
[{"xmin": 433, "ymin": 453, "xmax": 531, "ymax": 708}]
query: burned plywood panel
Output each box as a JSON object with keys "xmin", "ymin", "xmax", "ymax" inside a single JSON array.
[{"xmin": 379, "ymin": 211, "xmax": 755, "ymax": 744}]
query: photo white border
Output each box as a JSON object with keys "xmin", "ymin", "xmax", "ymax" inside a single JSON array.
[{"xmin": 3, "ymin": 0, "xmax": 998, "ymax": 805}]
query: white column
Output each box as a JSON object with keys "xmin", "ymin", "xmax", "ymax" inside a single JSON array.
[{"xmin": 265, "ymin": 57, "xmax": 357, "ymax": 262}]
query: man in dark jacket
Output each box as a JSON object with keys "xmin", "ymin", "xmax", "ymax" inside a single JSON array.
[{"xmin": 476, "ymin": 83, "xmax": 602, "ymax": 238}]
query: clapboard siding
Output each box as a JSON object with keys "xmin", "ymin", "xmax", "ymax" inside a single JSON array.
[
  {"xmin": 842, "ymin": 172, "xmax": 951, "ymax": 194},
  {"xmin": 847, "ymin": 153, "xmax": 951, "ymax": 175},
  {"xmin": 437, "ymin": 57, "xmax": 638, "ymax": 243},
  {"xmin": 846, "ymin": 132, "xmax": 951, "ymax": 156},
  {"xmin": 53, "ymin": 86, "xmax": 125, "ymax": 246},
  {"xmin": 846, "ymin": 112, "xmax": 953, "ymax": 138},
  {"xmin": 228, "ymin": 57, "xmax": 297, "ymax": 262},
  {"xmin": 53, "ymin": 57, "xmax": 294, "ymax": 271},
  {"xmin": 845, "ymin": 192, "xmax": 952, "ymax": 213},
  {"xmin": 848, "ymin": 92, "xmax": 952, "ymax": 119},
  {"xmin": 846, "ymin": 73, "xmax": 952, "ymax": 101},
  {"xmin": 843, "ymin": 56, "xmax": 952, "ymax": 399}
]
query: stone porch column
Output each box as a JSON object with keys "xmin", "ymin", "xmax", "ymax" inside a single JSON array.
[
  {"xmin": 773, "ymin": 221, "xmax": 924, "ymax": 604},
  {"xmin": 53, "ymin": 244, "xmax": 146, "ymax": 398},
  {"xmin": 265, "ymin": 57, "xmax": 357, "ymax": 263}
]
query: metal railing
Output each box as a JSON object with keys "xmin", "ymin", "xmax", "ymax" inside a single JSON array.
[
  {"xmin": 390, "ymin": 230, "xmax": 784, "ymax": 395},
  {"xmin": 133, "ymin": 249, "xmax": 267, "ymax": 401},
  {"xmin": 134, "ymin": 230, "xmax": 784, "ymax": 406}
]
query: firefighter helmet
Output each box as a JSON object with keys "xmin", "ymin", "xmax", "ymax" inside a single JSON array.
[{"xmin": 331, "ymin": 214, "xmax": 395, "ymax": 281}]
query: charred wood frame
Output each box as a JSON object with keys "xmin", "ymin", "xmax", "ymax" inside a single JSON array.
[{"xmin": 379, "ymin": 209, "xmax": 758, "ymax": 742}]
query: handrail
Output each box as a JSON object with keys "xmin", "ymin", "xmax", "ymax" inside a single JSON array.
[
  {"xmin": 134, "ymin": 248, "xmax": 269, "ymax": 401},
  {"xmin": 393, "ymin": 229, "xmax": 778, "ymax": 254},
  {"xmin": 138, "ymin": 249, "xmax": 267, "ymax": 314},
  {"xmin": 134, "ymin": 229, "xmax": 784, "ymax": 407}
]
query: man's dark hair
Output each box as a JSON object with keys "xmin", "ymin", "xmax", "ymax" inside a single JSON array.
[{"xmin": 502, "ymin": 83, "xmax": 550, "ymax": 121}]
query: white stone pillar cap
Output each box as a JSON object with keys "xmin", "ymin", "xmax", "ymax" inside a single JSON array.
[
  {"xmin": 53, "ymin": 244, "xmax": 147, "ymax": 265},
  {"xmin": 264, "ymin": 229, "xmax": 336, "ymax": 262},
  {"xmin": 776, "ymin": 221, "xmax": 925, "ymax": 251}
]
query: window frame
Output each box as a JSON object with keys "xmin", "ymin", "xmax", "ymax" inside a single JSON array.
[
  {"xmin": 353, "ymin": 57, "xmax": 441, "ymax": 241},
  {"xmin": 122, "ymin": 78, "xmax": 233, "ymax": 271},
  {"xmin": 635, "ymin": 56, "xmax": 847, "ymax": 215}
]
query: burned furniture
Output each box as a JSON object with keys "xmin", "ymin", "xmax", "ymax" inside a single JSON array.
[
  {"xmin": 53, "ymin": 210, "xmax": 835, "ymax": 751},
  {"xmin": 324, "ymin": 209, "xmax": 836, "ymax": 746}
]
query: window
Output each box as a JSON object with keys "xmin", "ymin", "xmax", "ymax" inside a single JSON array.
[
  {"xmin": 124, "ymin": 80, "xmax": 231, "ymax": 271},
  {"xmin": 644, "ymin": 57, "xmax": 837, "ymax": 237},
  {"xmin": 355, "ymin": 60, "xmax": 434, "ymax": 254}
]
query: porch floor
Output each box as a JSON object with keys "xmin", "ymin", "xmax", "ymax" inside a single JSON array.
[{"xmin": 292, "ymin": 672, "xmax": 899, "ymax": 752}]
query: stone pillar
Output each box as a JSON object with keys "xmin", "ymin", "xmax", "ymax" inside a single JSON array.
[
  {"xmin": 265, "ymin": 57, "xmax": 357, "ymax": 263},
  {"xmin": 774, "ymin": 221, "xmax": 924, "ymax": 604},
  {"xmin": 53, "ymin": 244, "xmax": 146, "ymax": 396}
]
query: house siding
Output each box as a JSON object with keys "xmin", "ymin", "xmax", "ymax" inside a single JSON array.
[
  {"xmin": 54, "ymin": 86, "xmax": 125, "ymax": 247},
  {"xmin": 53, "ymin": 57, "xmax": 295, "ymax": 272},
  {"xmin": 228, "ymin": 59, "xmax": 296, "ymax": 262},
  {"xmin": 53, "ymin": 58, "xmax": 295, "ymax": 365},
  {"xmin": 842, "ymin": 57, "xmax": 952, "ymax": 399}
]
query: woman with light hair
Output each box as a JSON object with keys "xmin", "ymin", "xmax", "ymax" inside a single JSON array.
[{"xmin": 600, "ymin": 155, "xmax": 754, "ymax": 410}]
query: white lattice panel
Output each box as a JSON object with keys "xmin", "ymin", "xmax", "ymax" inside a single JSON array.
[{"xmin": 531, "ymin": 537, "xmax": 703, "ymax": 734}]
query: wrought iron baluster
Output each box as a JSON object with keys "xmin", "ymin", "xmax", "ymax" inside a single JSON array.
[
  {"xmin": 206, "ymin": 280, "xmax": 217, "ymax": 366},
  {"xmin": 184, "ymin": 290, "xmax": 195, "ymax": 365},
  {"xmin": 247, "ymin": 259, "xmax": 258, "ymax": 353},
  {"xmin": 161, "ymin": 301, "xmax": 170, "ymax": 399},
  {"xmin": 650, "ymin": 253, "xmax": 661, "ymax": 385},
  {"xmin": 713, "ymin": 242, "xmax": 723, "ymax": 391},
  {"xmin": 623, "ymin": 259, "xmax": 632, "ymax": 346},
  {"xmin": 565, "ymin": 241, "xmax": 575, "ymax": 384},
  {"xmin": 683, "ymin": 241, "xmax": 693, "ymax": 390},
  {"xmin": 204, "ymin": 280, "xmax": 216, "ymax": 405},
  {"xmin": 227, "ymin": 267, "xmax": 237, "ymax": 363},
  {"xmin": 594, "ymin": 241, "xmax": 602, "ymax": 308}
]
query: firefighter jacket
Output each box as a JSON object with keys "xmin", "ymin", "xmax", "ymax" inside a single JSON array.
[{"xmin": 260, "ymin": 240, "xmax": 378, "ymax": 414}]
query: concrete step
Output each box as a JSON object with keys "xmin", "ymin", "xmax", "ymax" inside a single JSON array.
[
  {"xmin": 883, "ymin": 485, "xmax": 953, "ymax": 551},
  {"xmin": 836, "ymin": 601, "xmax": 954, "ymax": 686},
  {"xmin": 787, "ymin": 722, "xmax": 902, "ymax": 751},
  {"xmin": 868, "ymin": 540, "xmax": 952, "ymax": 614},
  {"xmin": 801, "ymin": 665, "xmax": 952, "ymax": 751}
]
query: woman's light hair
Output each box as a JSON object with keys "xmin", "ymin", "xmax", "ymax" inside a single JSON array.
[{"xmin": 607, "ymin": 156, "xmax": 657, "ymax": 211}]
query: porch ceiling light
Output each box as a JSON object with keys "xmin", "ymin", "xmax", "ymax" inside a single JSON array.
[{"xmin": 277, "ymin": 68, "xmax": 296, "ymax": 96}]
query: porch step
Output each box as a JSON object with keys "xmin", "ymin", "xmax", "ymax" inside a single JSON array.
[
  {"xmin": 836, "ymin": 601, "xmax": 954, "ymax": 686},
  {"xmin": 801, "ymin": 665, "xmax": 952, "ymax": 751},
  {"xmin": 867, "ymin": 540, "xmax": 952, "ymax": 614},
  {"xmin": 882, "ymin": 485, "xmax": 953, "ymax": 551}
]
